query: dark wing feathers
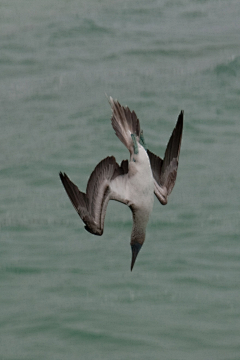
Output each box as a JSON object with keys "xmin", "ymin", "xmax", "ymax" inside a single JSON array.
[
  {"xmin": 86, "ymin": 156, "xmax": 117, "ymax": 218},
  {"xmin": 161, "ymin": 110, "xmax": 183, "ymax": 176},
  {"xmin": 60, "ymin": 156, "xmax": 128, "ymax": 236},
  {"xmin": 147, "ymin": 110, "xmax": 183, "ymax": 205},
  {"xmin": 120, "ymin": 159, "xmax": 129, "ymax": 174},
  {"xmin": 59, "ymin": 172, "xmax": 94, "ymax": 231},
  {"xmin": 146, "ymin": 149, "xmax": 163, "ymax": 184},
  {"xmin": 88, "ymin": 157, "xmax": 119, "ymax": 226},
  {"xmin": 111, "ymin": 159, "xmax": 129, "ymax": 181}
]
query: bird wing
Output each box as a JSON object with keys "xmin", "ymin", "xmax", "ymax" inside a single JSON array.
[
  {"xmin": 59, "ymin": 156, "xmax": 129, "ymax": 235},
  {"xmin": 147, "ymin": 111, "xmax": 183, "ymax": 205},
  {"xmin": 109, "ymin": 97, "xmax": 141, "ymax": 155}
]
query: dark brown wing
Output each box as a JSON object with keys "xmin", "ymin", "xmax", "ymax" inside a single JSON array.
[
  {"xmin": 59, "ymin": 156, "xmax": 129, "ymax": 235},
  {"xmin": 147, "ymin": 111, "xmax": 183, "ymax": 205}
]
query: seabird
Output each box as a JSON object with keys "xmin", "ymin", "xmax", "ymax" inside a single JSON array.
[{"xmin": 59, "ymin": 97, "xmax": 183, "ymax": 271}]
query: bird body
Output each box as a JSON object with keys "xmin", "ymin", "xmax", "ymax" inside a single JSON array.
[
  {"xmin": 110, "ymin": 142, "xmax": 155, "ymax": 269},
  {"xmin": 59, "ymin": 97, "xmax": 183, "ymax": 270},
  {"xmin": 111, "ymin": 143, "xmax": 154, "ymax": 210}
]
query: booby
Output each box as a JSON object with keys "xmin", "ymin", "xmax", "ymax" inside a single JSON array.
[{"xmin": 59, "ymin": 97, "xmax": 183, "ymax": 271}]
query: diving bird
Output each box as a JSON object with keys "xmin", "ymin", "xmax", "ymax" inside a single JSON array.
[{"xmin": 59, "ymin": 98, "xmax": 183, "ymax": 271}]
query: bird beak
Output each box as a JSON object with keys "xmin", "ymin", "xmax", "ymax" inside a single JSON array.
[{"xmin": 131, "ymin": 243, "xmax": 142, "ymax": 271}]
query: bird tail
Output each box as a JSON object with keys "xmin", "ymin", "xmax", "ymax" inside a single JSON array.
[{"xmin": 109, "ymin": 97, "xmax": 141, "ymax": 153}]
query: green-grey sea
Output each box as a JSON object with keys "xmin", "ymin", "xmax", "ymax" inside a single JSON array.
[{"xmin": 1, "ymin": 1, "xmax": 240, "ymax": 359}]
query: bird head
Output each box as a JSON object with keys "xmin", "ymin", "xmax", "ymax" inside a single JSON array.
[{"xmin": 131, "ymin": 242, "xmax": 143, "ymax": 271}]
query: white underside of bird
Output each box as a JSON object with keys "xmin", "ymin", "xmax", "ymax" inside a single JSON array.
[{"xmin": 110, "ymin": 142, "xmax": 154, "ymax": 224}]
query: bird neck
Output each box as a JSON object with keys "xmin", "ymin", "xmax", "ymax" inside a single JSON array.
[{"xmin": 130, "ymin": 208, "xmax": 147, "ymax": 246}]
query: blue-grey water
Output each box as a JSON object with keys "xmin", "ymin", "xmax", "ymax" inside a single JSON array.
[{"xmin": 1, "ymin": 1, "xmax": 240, "ymax": 359}]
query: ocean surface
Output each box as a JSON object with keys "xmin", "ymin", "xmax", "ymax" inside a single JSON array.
[{"xmin": 1, "ymin": 0, "xmax": 240, "ymax": 359}]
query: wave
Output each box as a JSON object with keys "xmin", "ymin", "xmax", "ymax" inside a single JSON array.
[
  {"xmin": 48, "ymin": 18, "xmax": 111, "ymax": 42},
  {"xmin": 214, "ymin": 56, "xmax": 240, "ymax": 77},
  {"xmin": 200, "ymin": 55, "xmax": 240, "ymax": 79}
]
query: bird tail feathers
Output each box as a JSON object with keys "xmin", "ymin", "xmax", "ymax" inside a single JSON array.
[{"xmin": 109, "ymin": 97, "xmax": 141, "ymax": 153}]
